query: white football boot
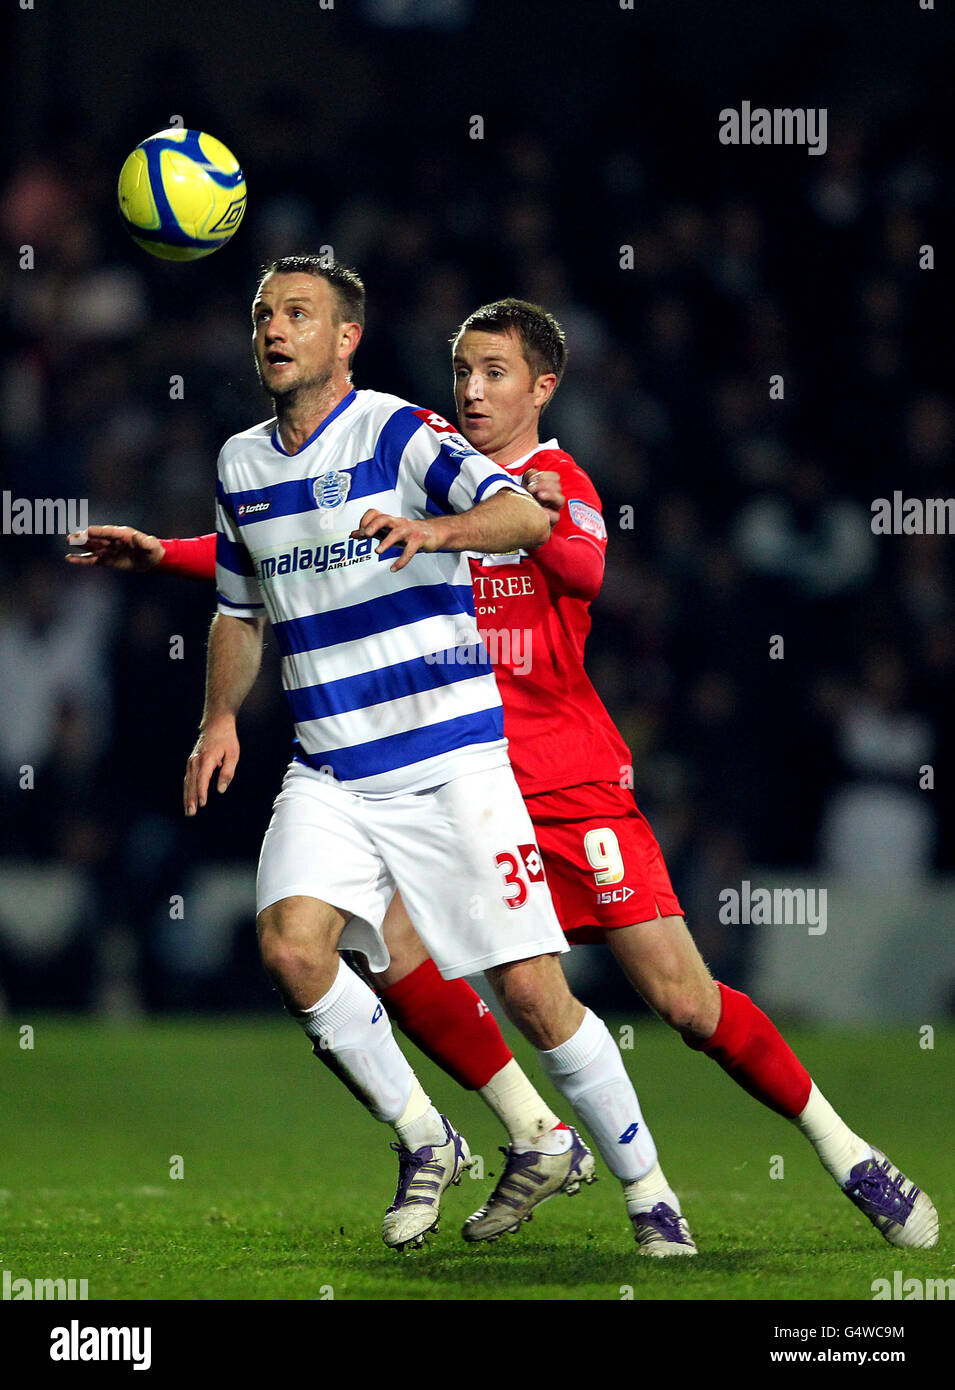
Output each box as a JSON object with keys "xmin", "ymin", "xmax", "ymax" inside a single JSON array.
[{"xmin": 382, "ymin": 1116, "xmax": 471, "ymax": 1251}]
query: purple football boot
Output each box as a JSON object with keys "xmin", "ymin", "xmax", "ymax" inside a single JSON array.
[
  {"xmin": 843, "ymin": 1147, "xmax": 939, "ymax": 1248},
  {"xmin": 630, "ymin": 1202, "xmax": 698, "ymax": 1257}
]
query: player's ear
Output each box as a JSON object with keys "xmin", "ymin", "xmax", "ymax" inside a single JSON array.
[
  {"xmin": 339, "ymin": 321, "xmax": 362, "ymax": 362},
  {"xmin": 534, "ymin": 373, "xmax": 558, "ymax": 409}
]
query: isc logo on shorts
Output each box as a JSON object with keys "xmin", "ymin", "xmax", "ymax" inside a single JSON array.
[{"xmin": 597, "ymin": 886, "xmax": 634, "ymax": 904}]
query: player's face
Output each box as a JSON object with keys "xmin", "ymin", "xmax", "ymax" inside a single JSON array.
[
  {"xmin": 252, "ymin": 273, "xmax": 342, "ymax": 397},
  {"xmin": 452, "ymin": 330, "xmax": 554, "ymax": 455}
]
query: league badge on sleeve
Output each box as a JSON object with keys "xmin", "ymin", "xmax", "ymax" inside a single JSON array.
[
  {"xmin": 441, "ymin": 433, "xmax": 481, "ymax": 462},
  {"xmin": 568, "ymin": 498, "xmax": 607, "ymax": 541},
  {"xmin": 313, "ymin": 470, "xmax": 352, "ymax": 510}
]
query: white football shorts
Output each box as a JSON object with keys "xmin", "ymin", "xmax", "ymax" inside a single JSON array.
[{"xmin": 256, "ymin": 760, "xmax": 569, "ymax": 979}]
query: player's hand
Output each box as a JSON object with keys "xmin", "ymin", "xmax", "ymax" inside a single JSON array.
[
  {"xmin": 184, "ymin": 718, "xmax": 240, "ymax": 816},
  {"xmin": 66, "ymin": 525, "xmax": 166, "ymax": 572},
  {"xmin": 351, "ymin": 510, "xmax": 451, "ymax": 572},
  {"xmin": 522, "ymin": 469, "xmax": 564, "ymax": 530}
]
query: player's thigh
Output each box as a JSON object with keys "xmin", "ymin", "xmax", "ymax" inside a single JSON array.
[
  {"xmin": 373, "ymin": 892, "xmax": 432, "ymax": 988},
  {"xmin": 256, "ymin": 761, "xmax": 394, "ymax": 971},
  {"xmin": 371, "ymin": 765, "xmax": 567, "ymax": 981},
  {"xmin": 607, "ymin": 914, "xmax": 719, "ymax": 1033}
]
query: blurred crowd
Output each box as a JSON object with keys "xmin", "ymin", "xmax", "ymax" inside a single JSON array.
[{"xmin": 1, "ymin": 9, "xmax": 951, "ymax": 1011}]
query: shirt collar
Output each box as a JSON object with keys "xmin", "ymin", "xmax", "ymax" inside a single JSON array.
[{"xmin": 270, "ymin": 388, "xmax": 357, "ymax": 456}]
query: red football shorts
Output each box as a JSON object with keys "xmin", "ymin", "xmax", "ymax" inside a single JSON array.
[{"xmin": 523, "ymin": 782, "xmax": 684, "ymax": 941}]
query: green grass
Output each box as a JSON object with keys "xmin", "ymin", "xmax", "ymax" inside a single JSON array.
[{"xmin": 0, "ymin": 1017, "xmax": 950, "ymax": 1301}]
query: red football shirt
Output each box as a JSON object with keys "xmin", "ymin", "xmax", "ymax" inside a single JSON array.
[{"xmin": 468, "ymin": 441, "xmax": 631, "ymax": 796}]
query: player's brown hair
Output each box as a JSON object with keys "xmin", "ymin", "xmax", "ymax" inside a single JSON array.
[
  {"xmin": 452, "ymin": 298, "xmax": 568, "ymax": 400},
  {"xmin": 257, "ymin": 255, "xmax": 365, "ymax": 367}
]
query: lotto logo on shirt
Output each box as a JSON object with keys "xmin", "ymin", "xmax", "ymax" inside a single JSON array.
[{"xmin": 414, "ymin": 409, "xmax": 457, "ymax": 434}]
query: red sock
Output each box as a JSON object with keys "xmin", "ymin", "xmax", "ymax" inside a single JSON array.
[
  {"xmin": 379, "ymin": 959, "xmax": 513, "ymax": 1091},
  {"xmin": 685, "ymin": 981, "xmax": 812, "ymax": 1119}
]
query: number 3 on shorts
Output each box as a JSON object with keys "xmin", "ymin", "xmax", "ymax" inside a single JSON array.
[
  {"xmin": 496, "ymin": 852, "xmax": 528, "ymax": 909},
  {"xmin": 584, "ymin": 827, "xmax": 625, "ymax": 885},
  {"xmin": 495, "ymin": 845, "xmax": 545, "ymax": 910}
]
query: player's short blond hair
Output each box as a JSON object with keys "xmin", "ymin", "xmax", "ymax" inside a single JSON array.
[{"xmin": 452, "ymin": 298, "xmax": 567, "ymax": 397}]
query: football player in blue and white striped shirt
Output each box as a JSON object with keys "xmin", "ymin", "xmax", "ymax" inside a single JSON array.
[{"xmin": 183, "ymin": 257, "xmax": 668, "ymax": 1249}]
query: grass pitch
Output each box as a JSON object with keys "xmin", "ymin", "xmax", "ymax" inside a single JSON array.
[{"xmin": 0, "ymin": 1016, "xmax": 950, "ymax": 1301}]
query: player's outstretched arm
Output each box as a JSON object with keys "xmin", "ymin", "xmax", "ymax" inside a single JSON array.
[
  {"xmin": 67, "ymin": 528, "xmax": 217, "ymax": 581},
  {"xmin": 184, "ymin": 612, "xmax": 265, "ymax": 816},
  {"xmin": 352, "ymin": 488, "xmax": 549, "ymax": 572},
  {"xmin": 66, "ymin": 525, "xmax": 166, "ymax": 571}
]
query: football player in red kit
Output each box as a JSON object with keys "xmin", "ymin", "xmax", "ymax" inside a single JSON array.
[{"xmin": 69, "ymin": 298, "xmax": 937, "ymax": 1254}]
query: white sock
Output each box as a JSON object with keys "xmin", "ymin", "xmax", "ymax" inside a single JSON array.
[
  {"xmin": 479, "ymin": 1058, "xmax": 563, "ymax": 1147},
  {"xmin": 794, "ymin": 1082, "xmax": 873, "ymax": 1184},
  {"xmin": 540, "ymin": 1009, "xmax": 657, "ymax": 1181},
  {"xmin": 394, "ymin": 1077, "xmax": 447, "ymax": 1151},
  {"xmin": 294, "ymin": 958, "xmax": 417, "ymax": 1125},
  {"xmin": 623, "ymin": 1162, "xmax": 682, "ymax": 1217}
]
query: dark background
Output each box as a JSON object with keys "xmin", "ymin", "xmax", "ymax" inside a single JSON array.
[{"xmin": 1, "ymin": 0, "xmax": 952, "ymax": 1013}]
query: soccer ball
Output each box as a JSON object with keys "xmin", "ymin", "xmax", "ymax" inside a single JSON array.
[{"xmin": 117, "ymin": 128, "xmax": 246, "ymax": 261}]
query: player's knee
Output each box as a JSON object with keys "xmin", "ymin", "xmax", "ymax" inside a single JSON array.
[
  {"xmin": 258, "ymin": 930, "xmax": 307, "ymax": 987},
  {"xmin": 657, "ymin": 980, "xmax": 720, "ymax": 1040},
  {"xmin": 489, "ymin": 958, "xmax": 574, "ymax": 1045},
  {"xmin": 503, "ymin": 985, "xmax": 550, "ymax": 1036},
  {"xmin": 257, "ymin": 907, "xmax": 329, "ymax": 985}
]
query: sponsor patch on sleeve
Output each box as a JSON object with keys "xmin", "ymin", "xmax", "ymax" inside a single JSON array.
[
  {"xmin": 414, "ymin": 408, "xmax": 458, "ymax": 434},
  {"xmin": 568, "ymin": 498, "xmax": 607, "ymax": 540}
]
